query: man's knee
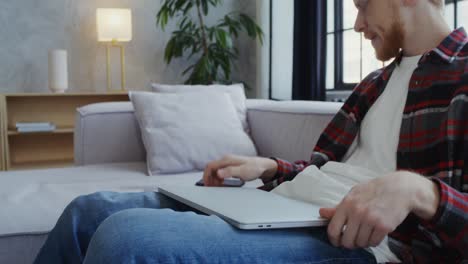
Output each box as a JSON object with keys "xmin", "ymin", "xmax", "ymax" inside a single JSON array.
[
  {"xmin": 84, "ymin": 208, "xmax": 193, "ymax": 263},
  {"xmin": 60, "ymin": 192, "xmax": 122, "ymax": 229},
  {"xmin": 64, "ymin": 192, "xmax": 107, "ymax": 216}
]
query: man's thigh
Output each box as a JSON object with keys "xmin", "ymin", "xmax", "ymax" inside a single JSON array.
[{"xmin": 84, "ymin": 208, "xmax": 377, "ymax": 264}]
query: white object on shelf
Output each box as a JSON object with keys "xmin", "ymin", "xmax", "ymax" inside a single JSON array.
[
  {"xmin": 16, "ymin": 122, "xmax": 55, "ymax": 128},
  {"xmin": 16, "ymin": 122, "xmax": 56, "ymax": 133},
  {"xmin": 48, "ymin": 50, "xmax": 68, "ymax": 93},
  {"xmin": 17, "ymin": 124, "xmax": 56, "ymax": 133}
]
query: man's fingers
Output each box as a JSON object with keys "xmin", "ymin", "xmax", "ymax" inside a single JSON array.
[
  {"xmin": 203, "ymin": 156, "xmax": 244, "ymax": 186},
  {"xmin": 202, "ymin": 166, "xmax": 211, "ymax": 186},
  {"xmin": 217, "ymin": 166, "xmax": 242, "ymax": 179},
  {"xmin": 203, "ymin": 164, "xmax": 222, "ymax": 187},
  {"xmin": 355, "ymin": 225, "xmax": 373, "ymax": 248},
  {"xmin": 215, "ymin": 155, "xmax": 244, "ymax": 169},
  {"xmin": 327, "ymin": 206, "xmax": 347, "ymax": 247},
  {"xmin": 368, "ymin": 229, "xmax": 387, "ymax": 247},
  {"xmin": 341, "ymin": 216, "xmax": 360, "ymax": 249},
  {"xmin": 319, "ymin": 207, "xmax": 336, "ymax": 219}
]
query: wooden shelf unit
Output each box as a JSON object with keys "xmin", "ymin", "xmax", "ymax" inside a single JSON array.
[
  {"xmin": 10, "ymin": 159, "xmax": 75, "ymax": 171},
  {"xmin": 0, "ymin": 92, "xmax": 129, "ymax": 171}
]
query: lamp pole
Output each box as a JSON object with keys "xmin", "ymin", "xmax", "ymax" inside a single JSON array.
[{"xmin": 106, "ymin": 39, "xmax": 126, "ymax": 92}]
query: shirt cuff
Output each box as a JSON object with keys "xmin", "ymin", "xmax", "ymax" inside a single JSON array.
[
  {"xmin": 420, "ymin": 178, "xmax": 450, "ymax": 228},
  {"xmin": 261, "ymin": 157, "xmax": 294, "ymax": 184}
]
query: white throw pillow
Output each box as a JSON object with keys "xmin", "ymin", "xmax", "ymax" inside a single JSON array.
[
  {"xmin": 130, "ymin": 91, "xmax": 258, "ymax": 175},
  {"xmin": 150, "ymin": 83, "xmax": 249, "ymax": 133}
]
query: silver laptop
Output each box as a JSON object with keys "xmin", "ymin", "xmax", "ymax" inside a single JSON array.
[{"xmin": 158, "ymin": 185, "xmax": 328, "ymax": 230}]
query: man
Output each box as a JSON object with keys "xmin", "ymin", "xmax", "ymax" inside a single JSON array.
[{"xmin": 35, "ymin": 0, "xmax": 467, "ymax": 263}]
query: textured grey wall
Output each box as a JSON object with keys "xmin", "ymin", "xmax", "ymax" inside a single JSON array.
[{"xmin": 0, "ymin": 0, "xmax": 258, "ymax": 97}]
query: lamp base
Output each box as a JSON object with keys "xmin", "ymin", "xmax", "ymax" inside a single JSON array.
[{"xmin": 106, "ymin": 42, "xmax": 126, "ymax": 92}]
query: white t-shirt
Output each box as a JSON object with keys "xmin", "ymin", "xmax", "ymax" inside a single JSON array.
[
  {"xmin": 343, "ymin": 55, "xmax": 422, "ymax": 172},
  {"xmin": 273, "ymin": 55, "xmax": 422, "ymax": 263}
]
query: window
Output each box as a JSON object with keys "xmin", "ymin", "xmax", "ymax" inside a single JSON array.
[
  {"xmin": 326, "ymin": 0, "xmax": 384, "ymax": 90},
  {"xmin": 270, "ymin": 0, "xmax": 294, "ymax": 100},
  {"xmin": 446, "ymin": 0, "xmax": 468, "ymax": 29},
  {"xmin": 459, "ymin": 1, "xmax": 468, "ymax": 27},
  {"xmin": 326, "ymin": 0, "xmax": 467, "ymax": 91}
]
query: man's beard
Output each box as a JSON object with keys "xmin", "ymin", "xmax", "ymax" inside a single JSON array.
[{"xmin": 375, "ymin": 20, "xmax": 405, "ymax": 61}]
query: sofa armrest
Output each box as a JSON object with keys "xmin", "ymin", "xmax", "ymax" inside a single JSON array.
[
  {"xmin": 74, "ymin": 102, "xmax": 145, "ymax": 166},
  {"xmin": 246, "ymin": 100, "xmax": 342, "ymax": 162}
]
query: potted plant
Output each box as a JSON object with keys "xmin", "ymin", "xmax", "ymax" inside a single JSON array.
[{"xmin": 156, "ymin": 0, "xmax": 263, "ymax": 85}]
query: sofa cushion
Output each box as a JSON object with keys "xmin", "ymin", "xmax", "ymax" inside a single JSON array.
[
  {"xmin": 0, "ymin": 162, "xmax": 263, "ymax": 264},
  {"xmin": 130, "ymin": 91, "xmax": 257, "ymax": 175}
]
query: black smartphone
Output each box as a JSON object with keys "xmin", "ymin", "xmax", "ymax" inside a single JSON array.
[{"xmin": 196, "ymin": 178, "xmax": 245, "ymax": 187}]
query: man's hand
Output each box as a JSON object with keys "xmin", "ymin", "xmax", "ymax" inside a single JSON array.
[
  {"xmin": 319, "ymin": 171, "xmax": 440, "ymax": 249},
  {"xmin": 203, "ymin": 155, "xmax": 278, "ymax": 187}
]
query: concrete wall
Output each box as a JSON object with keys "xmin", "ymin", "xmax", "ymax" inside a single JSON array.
[{"xmin": 0, "ymin": 0, "xmax": 259, "ymax": 97}]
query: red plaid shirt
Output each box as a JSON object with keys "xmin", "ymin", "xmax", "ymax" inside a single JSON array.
[{"xmin": 261, "ymin": 28, "xmax": 468, "ymax": 263}]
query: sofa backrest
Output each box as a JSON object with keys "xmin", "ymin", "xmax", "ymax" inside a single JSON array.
[
  {"xmin": 246, "ymin": 100, "xmax": 341, "ymax": 162},
  {"xmin": 74, "ymin": 100, "xmax": 342, "ymax": 166}
]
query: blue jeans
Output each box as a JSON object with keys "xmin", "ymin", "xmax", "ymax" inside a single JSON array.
[{"xmin": 34, "ymin": 192, "xmax": 376, "ymax": 264}]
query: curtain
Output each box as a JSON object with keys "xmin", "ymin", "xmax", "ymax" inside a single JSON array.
[{"xmin": 292, "ymin": 0, "xmax": 327, "ymax": 101}]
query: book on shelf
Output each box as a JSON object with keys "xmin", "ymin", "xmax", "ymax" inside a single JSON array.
[
  {"xmin": 17, "ymin": 125, "xmax": 56, "ymax": 133},
  {"xmin": 15, "ymin": 122, "xmax": 55, "ymax": 128},
  {"xmin": 15, "ymin": 122, "xmax": 56, "ymax": 133}
]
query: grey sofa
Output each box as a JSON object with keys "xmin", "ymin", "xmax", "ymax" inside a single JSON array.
[{"xmin": 0, "ymin": 99, "xmax": 342, "ymax": 264}]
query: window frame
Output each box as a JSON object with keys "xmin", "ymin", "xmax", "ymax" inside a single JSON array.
[
  {"xmin": 332, "ymin": 0, "xmax": 357, "ymax": 90},
  {"xmin": 455, "ymin": 1, "xmax": 458, "ymax": 27}
]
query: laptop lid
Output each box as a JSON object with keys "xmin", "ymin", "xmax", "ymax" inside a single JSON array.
[{"xmin": 158, "ymin": 185, "xmax": 328, "ymax": 230}]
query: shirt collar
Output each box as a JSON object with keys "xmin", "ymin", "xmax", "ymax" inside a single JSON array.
[
  {"xmin": 433, "ymin": 27, "xmax": 467, "ymax": 63},
  {"xmin": 395, "ymin": 27, "xmax": 467, "ymax": 64},
  {"xmin": 382, "ymin": 27, "xmax": 467, "ymax": 80}
]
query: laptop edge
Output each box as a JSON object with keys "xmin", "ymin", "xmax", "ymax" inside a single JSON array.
[{"xmin": 158, "ymin": 187, "xmax": 329, "ymax": 230}]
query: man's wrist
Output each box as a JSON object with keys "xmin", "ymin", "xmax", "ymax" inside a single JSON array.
[
  {"xmin": 411, "ymin": 174, "xmax": 440, "ymax": 220},
  {"xmin": 259, "ymin": 158, "xmax": 278, "ymax": 181}
]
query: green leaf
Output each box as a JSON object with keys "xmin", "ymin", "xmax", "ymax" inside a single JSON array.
[
  {"xmin": 164, "ymin": 38, "xmax": 176, "ymax": 64},
  {"xmin": 208, "ymin": 0, "xmax": 221, "ymax": 7},
  {"xmin": 163, "ymin": 11, "xmax": 169, "ymax": 30},
  {"xmin": 182, "ymin": 64, "xmax": 195, "ymax": 75},
  {"xmin": 199, "ymin": 0, "xmax": 209, "ymax": 15},
  {"xmin": 183, "ymin": 2, "xmax": 194, "ymax": 15},
  {"xmin": 179, "ymin": 16, "xmax": 188, "ymax": 29},
  {"xmin": 175, "ymin": 0, "xmax": 186, "ymax": 10},
  {"xmin": 208, "ymin": 27, "xmax": 215, "ymax": 41},
  {"xmin": 156, "ymin": 7, "xmax": 168, "ymax": 30},
  {"xmin": 239, "ymin": 14, "xmax": 256, "ymax": 37},
  {"xmin": 256, "ymin": 25, "xmax": 264, "ymax": 44},
  {"xmin": 215, "ymin": 29, "xmax": 228, "ymax": 48}
]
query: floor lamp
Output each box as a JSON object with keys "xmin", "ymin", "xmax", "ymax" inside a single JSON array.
[{"xmin": 97, "ymin": 8, "xmax": 132, "ymax": 91}]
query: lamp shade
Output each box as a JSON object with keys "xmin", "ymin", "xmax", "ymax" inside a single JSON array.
[{"xmin": 97, "ymin": 8, "xmax": 132, "ymax": 42}]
